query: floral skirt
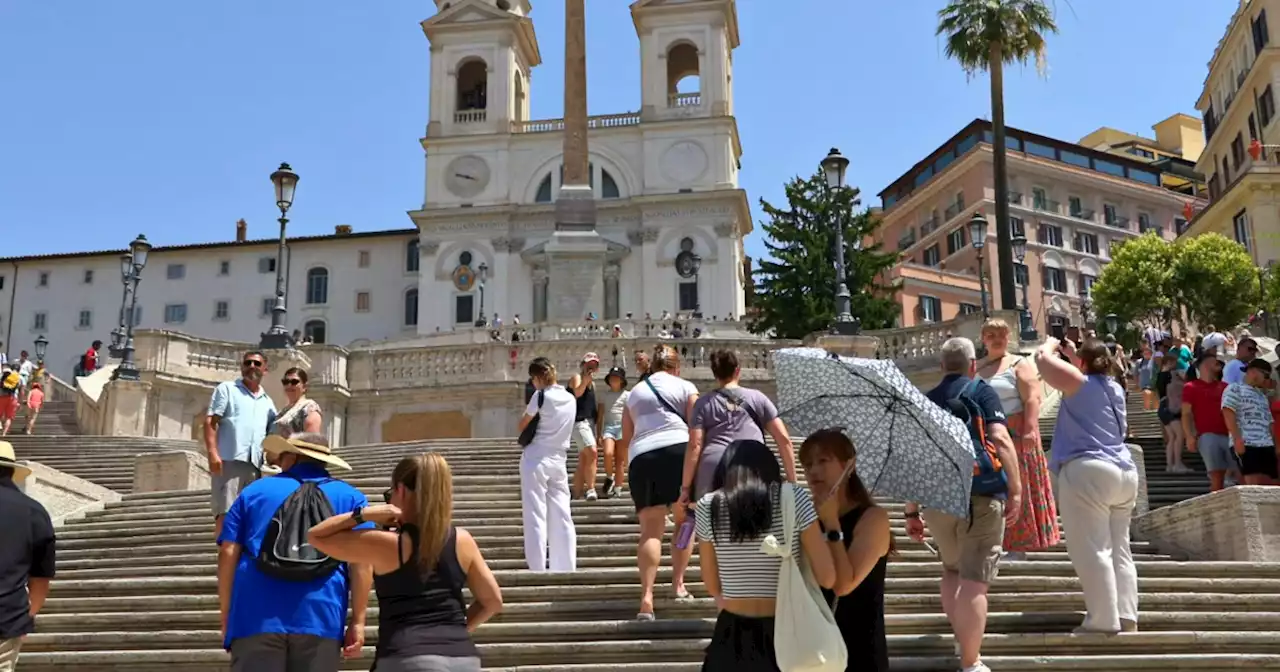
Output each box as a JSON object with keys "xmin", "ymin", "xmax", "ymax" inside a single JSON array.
[{"xmin": 1004, "ymin": 420, "xmax": 1061, "ymax": 552}]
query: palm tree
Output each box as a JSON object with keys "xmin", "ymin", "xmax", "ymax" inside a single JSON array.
[{"xmin": 937, "ymin": 0, "xmax": 1057, "ymax": 313}]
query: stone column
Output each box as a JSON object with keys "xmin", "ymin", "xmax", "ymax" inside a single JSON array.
[
  {"xmin": 562, "ymin": 0, "xmax": 590, "ymax": 192},
  {"xmin": 604, "ymin": 263, "xmax": 621, "ymax": 321}
]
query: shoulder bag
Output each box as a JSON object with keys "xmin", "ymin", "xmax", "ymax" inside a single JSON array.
[
  {"xmin": 715, "ymin": 387, "xmax": 764, "ymax": 433},
  {"xmin": 762, "ymin": 482, "xmax": 848, "ymax": 672},
  {"xmin": 518, "ymin": 390, "xmax": 545, "ymax": 447},
  {"xmin": 644, "ymin": 376, "xmax": 688, "ymax": 426}
]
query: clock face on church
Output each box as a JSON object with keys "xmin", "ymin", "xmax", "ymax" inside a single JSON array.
[{"xmin": 445, "ymin": 155, "xmax": 491, "ymax": 198}]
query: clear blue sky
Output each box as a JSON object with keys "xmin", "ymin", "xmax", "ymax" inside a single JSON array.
[{"xmin": 0, "ymin": 1, "xmax": 1234, "ymax": 264}]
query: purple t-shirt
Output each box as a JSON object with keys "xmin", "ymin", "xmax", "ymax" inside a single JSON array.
[{"xmin": 690, "ymin": 386, "xmax": 778, "ymax": 496}]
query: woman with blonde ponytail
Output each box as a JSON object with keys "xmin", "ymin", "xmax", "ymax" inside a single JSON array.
[{"xmin": 309, "ymin": 453, "xmax": 503, "ymax": 671}]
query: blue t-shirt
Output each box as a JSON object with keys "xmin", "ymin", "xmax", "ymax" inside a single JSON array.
[
  {"xmin": 209, "ymin": 379, "xmax": 278, "ymax": 467},
  {"xmin": 217, "ymin": 462, "xmax": 372, "ymax": 648}
]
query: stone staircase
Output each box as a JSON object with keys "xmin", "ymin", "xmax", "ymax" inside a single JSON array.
[
  {"xmin": 6, "ymin": 435, "xmax": 200, "ymax": 492},
  {"xmin": 15, "ymin": 437, "xmax": 1280, "ymax": 671}
]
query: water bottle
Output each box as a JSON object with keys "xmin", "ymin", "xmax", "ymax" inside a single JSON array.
[{"xmin": 675, "ymin": 508, "xmax": 695, "ymax": 549}]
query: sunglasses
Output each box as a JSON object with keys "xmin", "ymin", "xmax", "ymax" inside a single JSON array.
[
  {"xmin": 242, "ymin": 360, "xmax": 263, "ymax": 368},
  {"xmin": 382, "ymin": 488, "xmax": 393, "ymax": 504},
  {"xmin": 282, "ymin": 378, "xmax": 302, "ymax": 387}
]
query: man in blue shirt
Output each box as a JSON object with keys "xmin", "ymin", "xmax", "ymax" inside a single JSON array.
[
  {"xmin": 217, "ymin": 432, "xmax": 372, "ymax": 671},
  {"xmin": 205, "ymin": 351, "xmax": 278, "ymax": 541},
  {"xmin": 903, "ymin": 337, "xmax": 1020, "ymax": 672}
]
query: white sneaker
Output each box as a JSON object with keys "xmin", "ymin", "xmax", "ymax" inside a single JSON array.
[
  {"xmin": 961, "ymin": 663, "xmax": 991, "ymax": 672},
  {"xmin": 585, "ymin": 489, "xmax": 598, "ymax": 501}
]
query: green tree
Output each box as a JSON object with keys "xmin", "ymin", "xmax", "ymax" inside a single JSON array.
[
  {"xmin": 1089, "ymin": 232, "xmax": 1177, "ymax": 329},
  {"xmin": 938, "ymin": 0, "xmax": 1057, "ymax": 312},
  {"xmin": 1174, "ymin": 233, "xmax": 1260, "ymax": 330},
  {"xmin": 750, "ymin": 172, "xmax": 900, "ymax": 340}
]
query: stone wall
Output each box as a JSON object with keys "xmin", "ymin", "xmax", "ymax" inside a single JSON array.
[
  {"xmin": 1133, "ymin": 486, "xmax": 1280, "ymax": 561},
  {"xmin": 18, "ymin": 461, "xmax": 122, "ymax": 526}
]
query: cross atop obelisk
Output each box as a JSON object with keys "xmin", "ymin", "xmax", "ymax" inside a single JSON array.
[{"xmin": 545, "ymin": 0, "xmax": 607, "ymax": 320}]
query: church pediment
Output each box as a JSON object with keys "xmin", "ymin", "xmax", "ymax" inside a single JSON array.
[
  {"xmin": 521, "ymin": 237, "xmax": 632, "ymax": 266},
  {"xmin": 422, "ymin": 0, "xmax": 542, "ymax": 66},
  {"xmin": 630, "ymin": 0, "xmax": 740, "ymax": 48}
]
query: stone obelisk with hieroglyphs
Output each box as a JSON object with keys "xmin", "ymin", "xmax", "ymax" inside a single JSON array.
[{"xmin": 545, "ymin": 0, "xmax": 607, "ymax": 320}]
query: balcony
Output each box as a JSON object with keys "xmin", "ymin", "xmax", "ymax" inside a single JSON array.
[
  {"xmin": 668, "ymin": 92, "xmax": 701, "ymax": 108},
  {"xmin": 1034, "ymin": 198, "xmax": 1061, "ymax": 214},
  {"xmin": 944, "ymin": 202, "xmax": 964, "ymax": 220},
  {"xmin": 1106, "ymin": 215, "xmax": 1131, "ymax": 230},
  {"xmin": 454, "ymin": 109, "xmax": 487, "ymax": 124},
  {"xmin": 1007, "ymin": 192, "xmax": 1023, "ymax": 205},
  {"xmin": 513, "ymin": 112, "xmax": 642, "ymax": 134},
  {"xmin": 1069, "ymin": 208, "xmax": 1096, "ymax": 222}
]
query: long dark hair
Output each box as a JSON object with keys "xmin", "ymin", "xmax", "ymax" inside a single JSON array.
[
  {"xmin": 799, "ymin": 429, "xmax": 895, "ymax": 554},
  {"xmin": 709, "ymin": 440, "xmax": 783, "ymax": 544}
]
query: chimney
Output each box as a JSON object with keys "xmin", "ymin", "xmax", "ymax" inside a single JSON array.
[
  {"xmin": 235, "ymin": 219, "xmax": 247, "ymax": 242},
  {"xmin": 335, "ymin": 224, "xmax": 353, "ymax": 235}
]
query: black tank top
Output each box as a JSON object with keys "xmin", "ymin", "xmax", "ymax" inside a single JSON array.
[
  {"xmin": 575, "ymin": 380, "xmax": 597, "ymax": 423},
  {"xmin": 821, "ymin": 507, "xmax": 889, "ymax": 672},
  {"xmin": 373, "ymin": 525, "xmax": 478, "ymax": 660}
]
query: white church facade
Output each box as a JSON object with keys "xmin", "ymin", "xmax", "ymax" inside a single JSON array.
[{"xmin": 0, "ymin": 0, "xmax": 752, "ymax": 375}]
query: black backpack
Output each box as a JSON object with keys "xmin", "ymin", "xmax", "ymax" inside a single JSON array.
[
  {"xmin": 518, "ymin": 390, "xmax": 544, "ymax": 447},
  {"xmin": 255, "ymin": 475, "xmax": 343, "ymax": 581}
]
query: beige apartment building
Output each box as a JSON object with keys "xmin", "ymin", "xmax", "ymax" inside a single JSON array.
[
  {"xmin": 876, "ymin": 119, "xmax": 1203, "ymax": 336},
  {"xmin": 1182, "ymin": 0, "xmax": 1280, "ymax": 265}
]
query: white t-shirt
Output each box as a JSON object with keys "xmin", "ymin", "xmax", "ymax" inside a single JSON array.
[
  {"xmin": 524, "ymin": 384, "xmax": 576, "ymax": 453},
  {"xmin": 625, "ymin": 371, "xmax": 699, "ymax": 462}
]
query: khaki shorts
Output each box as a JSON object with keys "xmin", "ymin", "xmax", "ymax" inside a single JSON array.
[
  {"xmin": 572, "ymin": 420, "xmax": 596, "ymax": 451},
  {"xmin": 0, "ymin": 637, "xmax": 21, "ymax": 672},
  {"xmin": 922, "ymin": 495, "xmax": 1005, "ymax": 584}
]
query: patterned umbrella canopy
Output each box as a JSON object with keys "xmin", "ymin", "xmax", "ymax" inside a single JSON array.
[{"xmin": 774, "ymin": 347, "xmax": 975, "ymax": 518}]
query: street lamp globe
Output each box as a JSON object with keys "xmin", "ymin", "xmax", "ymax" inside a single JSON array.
[
  {"xmin": 119, "ymin": 253, "xmax": 134, "ymax": 283},
  {"xmin": 270, "ymin": 162, "xmax": 300, "ymax": 213},
  {"xmin": 33, "ymin": 334, "xmax": 48, "ymax": 361},
  {"xmin": 1105, "ymin": 313, "xmax": 1120, "ymax": 335},
  {"xmin": 821, "ymin": 148, "xmax": 850, "ymax": 191},
  {"xmin": 129, "ymin": 234, "xmax": 151, "ymax": 270},
  {"xmin": 968, "ymin": 213, "xmax": 989, "ymax": 250},
  {"xmin": 478, "ymin": 262, "xmax": 489, "ymax": 280},
  {"xmin": 1011, "ymin": 233, "xmax": 1028, "ymax": 262}
]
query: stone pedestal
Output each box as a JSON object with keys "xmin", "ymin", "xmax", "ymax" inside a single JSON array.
[
  {"xmin": 547, "ymin": 186, "xmax": 607, "ymax": 321},
  {"xmin": 133, "ymin": 451, "xmax": 211, "ymax": 494},
  {"xmin": 103, "ymin": 379, "xmax": 152, "ymax": 437},
  {"xmin": 1133, "ymin": 486, "xmax": 1280, "ymax": 560},
  {"xmin": 18, "ymin": 461, "xmax": 122, "ymax": 525},
  {"xmin": 804, "ymin": 333, "xmax": 882, "ymax": 359}
]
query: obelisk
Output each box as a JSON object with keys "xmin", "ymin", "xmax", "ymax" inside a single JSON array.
[{"xmin": 545, "ymin": 0, "xmax": 607, "ymax": 321}]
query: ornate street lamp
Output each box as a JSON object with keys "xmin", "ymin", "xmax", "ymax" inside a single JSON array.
[
  {"xmin": 820, "ymin": 148, "xmax": 859, "ymax": 335},
  {"xmin": 261, "ymin": 162, "xmax": 300, "ymax": 350},
  {"xmin": 113, "ymin": 234, "xmax": 151, "ymax": 382},
  {"xmin": 968, "ymin": 213, "xmax": 991, "ymax": 320},
  {"xmin": 1105, "ymin": 313, "xmax": 1120, "ymax": 337},
  {"xmin": 33, "ymin": 334, "xmax": 48, "ymax": 362},
  {"xmin": 109, "ymin": 252, "xmax": 134, "ymax": 358},
  {"xmin": 474, "ymin": 262, "xmax": 490, "ymax": 327},
  {"xmin": 1011, "ymin": 233, "xmax": 1038, "ymax": 341}
]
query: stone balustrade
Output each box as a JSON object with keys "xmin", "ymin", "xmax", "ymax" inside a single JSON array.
[
  {"xmin": 867, "ymin": 309, "xmax": 1026, "ymax": 368},
  {"xmin": 351, "ymin": 317, "xmax": 756, "ymax": 348}
]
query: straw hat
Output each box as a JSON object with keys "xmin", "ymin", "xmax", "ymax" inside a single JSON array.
[
  {"xmin": 0, "ymin": 441, "xmax": 32, "ymax": 482},
  {"xmin": 262, "ymin": 435, "xmax": 351, "ymax": 471}
]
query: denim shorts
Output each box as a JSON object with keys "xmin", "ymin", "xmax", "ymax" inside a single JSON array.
[
  {"xmin": 1197, "ymin": 433, "xmax": 1236, "ymax": 472},
  {"xmin": 601, "ymin": 423, "xmax": 622, "ymax": 441}
]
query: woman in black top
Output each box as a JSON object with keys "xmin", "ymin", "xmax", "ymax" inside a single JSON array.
[
  {"xmin": 799, "ymin": 429, "xmax": 893, "ymax": 672},
  {"xmin": 309, "ymin": 453, "xmax": 503, "ymax": 671}
]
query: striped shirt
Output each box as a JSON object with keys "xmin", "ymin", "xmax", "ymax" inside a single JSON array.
[{"xmin": 695, "ymin": 484, "xmax": 818, "ymax": 599}]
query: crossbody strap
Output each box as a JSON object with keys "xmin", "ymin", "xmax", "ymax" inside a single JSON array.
[
  {"xmin": 716, "ymin": 388, "xmax": 764, "ymax": 432},
  {"xmin": 644, "ymin": 376, "xmax": 686, "ymax": 425}
]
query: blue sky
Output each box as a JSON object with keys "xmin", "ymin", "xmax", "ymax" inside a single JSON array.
[{"xmin": 0, "ymin": 1, "xmax": 1235, "ymax": 263}]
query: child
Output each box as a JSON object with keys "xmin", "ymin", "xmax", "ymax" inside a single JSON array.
[
  {"xmin": 597, "ymin": 367, "xmax": 629, "ymax": 498},
  {"xmin": 25, "ymin": 381, "xmax": 44, "ymax": 435}
]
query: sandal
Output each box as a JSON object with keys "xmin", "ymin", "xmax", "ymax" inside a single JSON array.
[
  {"xmin": 674, "ymin": 586, "xmax": 693, "ymax": 601},
  {"xmin": 636, "ymin": 612, "xmax": 655, "ymax": 621}
]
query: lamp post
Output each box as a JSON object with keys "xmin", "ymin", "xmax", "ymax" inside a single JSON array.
[
  {"xmin": 109, "ymin": 252, "xmax": 134, "ymax": 358},
  {"xmin": 33, "ymin": 335, "xmax": 48, "ymax": 363},
  {"xmin": 968, "ymin": 213, "xmax": 991, "ymax": 320},
  {"xmin": 1010, "ymin": 233, "xmax": 1038, "ymax": 341},
  {"xmin": 820, "ymin": 148, "xmax": 860, "ymax": 335},
  {"xmin": 113, "ymin": 234, "xmax": 152, "ymax": 382},
  {"xmin": 260, "ymin": 162, "xmax": 299, "ymax": 350},
  {"xmin": 474, "ymin": 262, "xmax": 490, "ymax": 327},
  {"xmin": 1105, "ymin": 313, "xmax": 1120, "ymax": 337}
]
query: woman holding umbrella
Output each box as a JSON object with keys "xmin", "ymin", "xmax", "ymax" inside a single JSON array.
[{"xmin": 977, "ymin": 319, "xmax": 1059, "ymax": 561}]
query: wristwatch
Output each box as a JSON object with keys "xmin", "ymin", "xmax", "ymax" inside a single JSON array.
[
  {"xmin": 904, "ymin": 511, "xmax": 921, "ymax": 519},
  {"xmin": 352, "ymin": 507, "xmax": 365, "ymax": 525},
  {"xmin": 825, "ymin": 529, "xmax": 844, "ymax": 543}
]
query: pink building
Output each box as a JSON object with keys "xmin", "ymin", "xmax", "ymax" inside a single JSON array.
[{"xmin": 875, "ymin": 119, "xmax": 1203, "ymax": 337}]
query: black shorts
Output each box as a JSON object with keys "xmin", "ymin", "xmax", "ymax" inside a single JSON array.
[
  {"xmin": 628, "ymin": 442, "xmax": 686, "ymax": 511},
  {"xmin": 1157, "ymin": 405, "xmax": 1181, "ymax": 426},
  {"xmin": 702, "ymin": 610, "xmax": 778, "ymax": 672},
  {"xmin": 1239, "ymin": 445, "xmax": 1279, "ymax": 479}
]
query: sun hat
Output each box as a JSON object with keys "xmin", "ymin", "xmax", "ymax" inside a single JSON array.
[
  {"xmin": 262, "ymin": 434, "xmax": 352, "ymax": 471},
  {"xmin": 605, "ymin": 366, "xmax": 627, "ymax": 387},
  {"xmin": 0, "ymin": 441, "xmax": 31, "ymax": 482}
]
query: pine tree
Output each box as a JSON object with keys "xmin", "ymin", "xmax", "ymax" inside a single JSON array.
[{"xmin": 750, "ymin": 171, "xmax": 901, "ymax": 340}]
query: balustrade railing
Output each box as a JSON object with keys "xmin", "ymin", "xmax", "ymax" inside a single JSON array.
[
  {"xmin": 866, "ymin": 309, "xmax": 1025, "ymax": 364},
  {"xmin": 513, "ymin": 112, "xmax": 641, "ymax": 134},
  {"xmin": 669, "ymin": 92, "xmax": 701, "ymax": 108},
  {"xmin": 454, "ymin": 109, "xmax": 487, "ymax": 124}
]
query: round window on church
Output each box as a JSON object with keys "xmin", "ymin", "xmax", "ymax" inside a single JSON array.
[{"xmin": 459, "ymin": 251, "xmax": 473, "ymax": 266}]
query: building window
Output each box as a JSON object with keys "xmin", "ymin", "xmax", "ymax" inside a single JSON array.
[
  {"xmin": 1068, "ymin": 196, "xmax": 1083, "ymax": 217},
  {"xmin": 305, "ymin": 268, "xmax": 329, "ymax": 305},
  {"xmin": 946, "ymin": 227, "xmax": 966, "ymax": 255},
  {"xmin": 1037, "ymin": 223, "xmax": 1063, "ymax": 248},
  {"xmin": 1032, "ymin": 188, "xmax": 1048, "ymax": 210},
  {"xmin": 32, "ymin": 312, "xmax": 46, "ymax": 331},
  {"xmin": 406, "ymin": 240, "xmax": 420, "ymax": 273},
  {"xmin": 959, "ymin": 303, "xmax": 980, "ymax": 315},
  {"xmin": 1073, "ymin": 232, "xmax": 1099, "ymax": 255},
  {"xmin": 261, "ymin": 297, "xmax": 274, "ymax": 318},
  {"xmin": 356, "ymin": 291, "xmax": 371, "ymax": 312},
  {"xmin": 1253, "ymin": 9, "xmax": 1270, "ymax": 54},
  {"xmin": 1080, "ymin": 274, "xmax": 1097, "ymax": 297},
  {"xmin": 602, "ymin": 170, "xmax": 621, "ymax": 199},
  {"xmin": 214, "ymin": 300, "xmax": 230, "ymax": 320},
  {"xmin": 454, "ymin": 294, "xmax": 475, "ymax": 324},
  {"xmin": 1261, "ymin": 86, "xmax": 1276, "ymax": 126},
  {"xmin": 678, "ymin": 281, "xmax": 699, "ymax": 312},
  {"xmin": 78, "ymin": 310, "xmax": 92, "ymax": 329},
  {"xmin": 1009, "ymin": 217, "xmax": 1025, "ymax": 238},
  {"xmin": 219, "ymin": 260, "xmax": 231, "ymax": 276},
  {"xmin": 164, "ymin": 303, "xmax": 188, "ymax": 324},
  {"xmin": 1234, "ymin": 210, "xmax": 1252, "ymax": 251},
  {"xmin": 166, "ymin": 263, "xmax": 186, "ymax": 280},
  {"xmin": 1125, "ymin": 147, "xmax": 1154, "ymax": 160},
  {"xmin": 83, "ymin": 269, "xmax": 94, "ymax": 284},
  {"xmin": 922, "ymin": 244, "xmax": 941, "ymax": 267},
  {"xmin": 259, "ymin": 257, "xmax": 276, "ymax": 274},
  {"xmin": 1043, "ymin": 267, "xmax": 1066, "ymax": 293},
  {"xmin": 1014, "ymin": 263, "xmax": 1029, "ymax": 286},
  {"xmin": 38, "ymin": 272, "xmax": 48, "ymax": 287},
  {"xmin": 919, "ymin": 296, "xmax": 942, "ymax": 322},
  {"xmin": 0, "ymin": 276, "xmax": 5, "ymax": 290},
  {"xmin": 121, "ymin": 306, "xmax": 142, "ymax": 327},
  {"xmin": 535, "ymin": 174, "xmax": 553, "ymax": 203},
  {"xmin": 404, "ymin": 289, "xmax": 419, "ymax": 326},
  {"xmin": 1232, "ymin": 133, "xmax": 1246, "ymax": 169},
  {"xmin": 358, "ymin": 250, "xmax": 371, "ymax": 268},
  {"xmin": 303, "ymin": 319, "xmax": 327, "ymax": 344},
  {"xmin": 1104, "ymin": 204, "xmax": 1118, "ymax": 226}
]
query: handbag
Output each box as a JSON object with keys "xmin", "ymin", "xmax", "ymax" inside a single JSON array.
[
  {"xmin": 518, "ymin": 390, "xmax": 545, "ymax": 447},
  {"xmin": 761, "ymin": 482, "xmax": 848, "ymax": 672}
]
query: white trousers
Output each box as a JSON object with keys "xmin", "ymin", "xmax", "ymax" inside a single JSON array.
[
  {"xmin": 520, "ymin": 445, "xmax": 577, "ymax": 572},
  {"xmin": 1056, "ymin": 458, "xmax": 1140, "ymax": 631}
]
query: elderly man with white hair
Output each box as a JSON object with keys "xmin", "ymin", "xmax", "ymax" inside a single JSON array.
[{"xmin": 903, "ymin": 337, "xmax": 1021, "ymax": 672}]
